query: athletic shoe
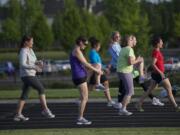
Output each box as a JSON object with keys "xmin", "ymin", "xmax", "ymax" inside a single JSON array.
[
  {"xmin": 107, "ymin": 100, "xmax": 116, "ymax": 107},
  {"xmin": 95, "ymin": 84, "xmax": 105, "ymax": 91},
  {"xmin": 112, "ymin": 102, "xmax": 122, "ymax": 109},
  {"xmin": 42, "ymin": 109, "xmax": 55, "ymax": 118},
  {"xmin": 76, "ymin": 117, "xmax": 92, "ymax": 125},
  {"xmin": 175, "ymin": 106, "xmax": 180, "ymax": 112},
  {"xmin": 14, "ymin": 114, "xmax": 29, "ymax": 122},
  {"xmin": 135, "ymin": 103, "xmax": 144, "ymax": 112},
  {"xmin": 118, "ymin": 109, "xmax": 133, "ymax": 116},
  {"xmin": 152, "ymin": 97, "xmax": 164, "ymax": 106}
]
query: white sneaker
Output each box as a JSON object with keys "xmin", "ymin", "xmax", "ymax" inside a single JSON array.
[
  {"xmin": 14, "ymin": 114, "xmax": 29, "ymax": 122},
  {"xmin": 107, "ymin": 100, "xmax": 116, "ymax": 107},
  {"xmin": 95, "ymin": 84, "xmax": 105, "ymax": 91},
  {"xmin": 42, "ymin": 109, "xmax": 55, "ymax": 118},
  {"xmin": 152, "ymin": 97, "xmax": 164, "ymax": 106},
  {"xmin": 118, "ymin": 109, "xmax": 133, "ymax": 116},
  {"xmin": 113, "ymin": 102, "xmax": 122, "ymax": 109},
  {"xmin": 76, "ymin": 117, "xmax": 92, "ymax": 125}
]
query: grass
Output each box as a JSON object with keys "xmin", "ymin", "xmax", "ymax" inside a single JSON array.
[
  {"xmin": 0, "ymin": 128, "xmax": 180, "ymax": 135},
  {"xmin": 0, "ymin": 51, "xmax": 68, "ymax": 63},
  {"xmin": 0, "ymin": 87, "xmax": 166, "ymax": 100}
]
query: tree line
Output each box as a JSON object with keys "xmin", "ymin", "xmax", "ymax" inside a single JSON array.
[{"xmin": 0, "ymin": 0, "xmax": 179, "ymax": 57}]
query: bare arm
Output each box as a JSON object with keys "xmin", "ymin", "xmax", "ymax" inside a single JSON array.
[
  {"xmin": 74, "ymin": 49, "xmax": 101, "ymax": 74},
  {"xmin": 128, "ymin": 56, "xmax": 142, "ymax": 65},
  {"xmin": 152, "ymin": 57, "xmax": 165, "ymax": 78}
]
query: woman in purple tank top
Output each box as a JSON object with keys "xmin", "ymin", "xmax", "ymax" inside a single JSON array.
[{"xmin": 69, "ymin": 36, "xmax": 102, "ymax": 125}]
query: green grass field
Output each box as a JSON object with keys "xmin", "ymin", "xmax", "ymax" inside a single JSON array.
[
  {"xmin": 0, "ymin": 51, "xmax": 68, "ymax": 63},
  {"xmin": 0, "ymin": 128, "xmax": 180, "ymax": 135},
  {"xmin": 0, "ymin": 87, "xmax": 165, "ymax": 100}
]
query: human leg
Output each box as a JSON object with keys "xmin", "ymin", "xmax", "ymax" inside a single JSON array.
[
  {"xmin": 161, "ymin": 78, "xmax": 178, "ymax": 109},
  {"xmin": 78, "ymin": 82, "xmax": 88, "ymax": 118},
  {"xmin": 134, "ymin": 76, "xmax": 164, "ymax": 106},
  {"xmin": 14, "ymin": 78, "xmax": 30, "ymax": 121},
  {"xmin": 77, "ymin": 82, "xmax": 91, "ymax": 125},
  {"xmin": 136, "ymin": 80, "xmax": 157, "ymax": 111},
  {"xmin": 118, "ymin": 73, "xmax": 134, "ymax": 115},
  {"xmin": 26, "ymin": 76, "xmax": 55, "ymax": 118},
  {"xmin": 102, "ymin": 80, "xmax": 115, "ymax": 106},
  {"xmin": 118, "ymin": 79, "xmax": 126, "ymax": 103},
  {"xmin": 112, "ymin": 79, "xmax": 125, "ymax": 109}
]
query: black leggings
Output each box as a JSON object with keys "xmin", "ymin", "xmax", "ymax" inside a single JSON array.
[
  {"xmin": 118, "ymin": 76, "xmax": 155, "ymax": 102},
  {"xmin": 20, "ymin": 76, "xmax": 45, "ymax": 100}
]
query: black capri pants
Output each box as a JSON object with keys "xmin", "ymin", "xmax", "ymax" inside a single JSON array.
[{"xmin": 20, "ymin": 76, "xmax": 45, "ymax": 100}]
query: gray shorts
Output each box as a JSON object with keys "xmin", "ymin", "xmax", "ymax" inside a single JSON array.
[{"xmin": 118, "ymin": 72, "xmax": 134, "ymax": 96}]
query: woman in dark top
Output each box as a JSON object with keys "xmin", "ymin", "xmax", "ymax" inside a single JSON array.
[{"xmin": 70, "ymin": 36, "xmax": 102, "ymax": 125}]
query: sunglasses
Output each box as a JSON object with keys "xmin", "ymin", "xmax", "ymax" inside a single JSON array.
[{"xmin": 83, "ymin": 41, "xmax": 89, "ymax": 46}]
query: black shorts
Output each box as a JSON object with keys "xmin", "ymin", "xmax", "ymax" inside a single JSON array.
[
  {"xmin": 110, "ymin": 67, "xmax": 116, "ymax": 73},
  {"xmin": 73, "ymin": 76, "xmax": 87, "ymax": 86},
  {"xmin": 89, "ymin": 72, "xmax": 108, "ymax": 85},
  {"xmin": 151, "ymin": 72, "xmax": 167, "ymax": 84}
]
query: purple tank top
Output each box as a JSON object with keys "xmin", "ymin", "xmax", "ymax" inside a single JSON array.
[{"xmin": 69, "ymin": 52, "xmax": 87, "ymax": 79}]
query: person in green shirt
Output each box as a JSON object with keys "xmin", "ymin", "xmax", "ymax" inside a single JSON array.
[{"xmin": 117, "ymin": 35, "xmax": 143, "ymax": 115}]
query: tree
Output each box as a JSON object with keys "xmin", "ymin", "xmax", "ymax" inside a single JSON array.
[
  {"xmin": 78, "ymin": 9, "xmax": 112, "ymax": 56},
  {"xmin": 174, "ymin": 15, "xmax": 180, "ymax": 37},
  {"xmin": 140, "ymin": 1, "xmax": 163, "ymax": 36},
  {"xmin": 31, "ymin": 15, "xmax": 54, "ymax": 50},
  {"xmin": 104, "ymin": 0, "xmax": 150, "ymax": 56},
  {"xmin": 1, "ymin": 18, "xmax": 21, "ymax": 43},
  {"xmin": 95, "ymin": 15, "xmax": 112, "ymax": 56},
  {"xmin": 7, "ymin": 0, "xmax": 21, "ymax": 22},
  {"xmin": 52, "ymin": 0, "xmax": 85, "ymax": 52},
  {"xmin": 172, "ymin": 13, "xmax": 180, "ymax": 48},
  {"xmin": 20, "ymin": 0, "xmax": 53, "ymax": 50},
  {"xmin": 172, "ymin": 0, "xmax": 180, "ymax": 13},
  {"xmin": 0, "ymin": 0, "xmax": 21, "ymax": 45},
  {"xmin": 21, "ymin": 0, "xmax": 43, "ymax": 34},
  {"xmin": 52, "ymin": 0, "xmax": 112, "ymax": 54}
]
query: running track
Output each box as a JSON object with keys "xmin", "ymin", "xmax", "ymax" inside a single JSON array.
[{"xmin": 0, "ymin": 101, "xmax": 180, "ymax": 130}]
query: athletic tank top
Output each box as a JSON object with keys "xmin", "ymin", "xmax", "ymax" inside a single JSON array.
[{"xmin": 69, "ymin": 52, "xmax": 87, "ymax": 79}]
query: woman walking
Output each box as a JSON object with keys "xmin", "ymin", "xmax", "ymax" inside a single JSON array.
[
  {"xmin": 70, "ymin": 36, "xmax": 102, "ymax": 125},
  {"xmin": 117, "ymin": 35, "xmax": 143, "ymax": 115},
  {"xmin": 136, "ymin": 36, "xmax": 180, "ymax": 112},
  {"xmin": 88, "ymin": 37, "xmax": 115, "ymax": 107},
  {"xmin": 14, "ymin": 35, "xmax": 55, "ymax": 122}
]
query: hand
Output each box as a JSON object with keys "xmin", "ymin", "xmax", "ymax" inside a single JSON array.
[
  {"xmin": 35, "ymin": 65, "xmax": 42, "ymax": 72},
  {"xmin": 36, "ymin": 60, "xmax": 43, "ymax": 68},
  {"xmin": 104, "ymin": 68, "xmax": 110, "ymax": 75},
  {"xmin": 160, "ymin": 72, "xmax": 165, "ymax": 79},
  {"xmin": 137, "ymin": 56, "xmax": 143, "ymax": 63},
  {"xmin": 96, "ymin": 69, "xmax": 103, "ymax": 75}
]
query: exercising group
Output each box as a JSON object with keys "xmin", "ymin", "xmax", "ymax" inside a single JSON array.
[{"xmin": 13, "ymin": 32, "xmax": 180, "ymax": 125}]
